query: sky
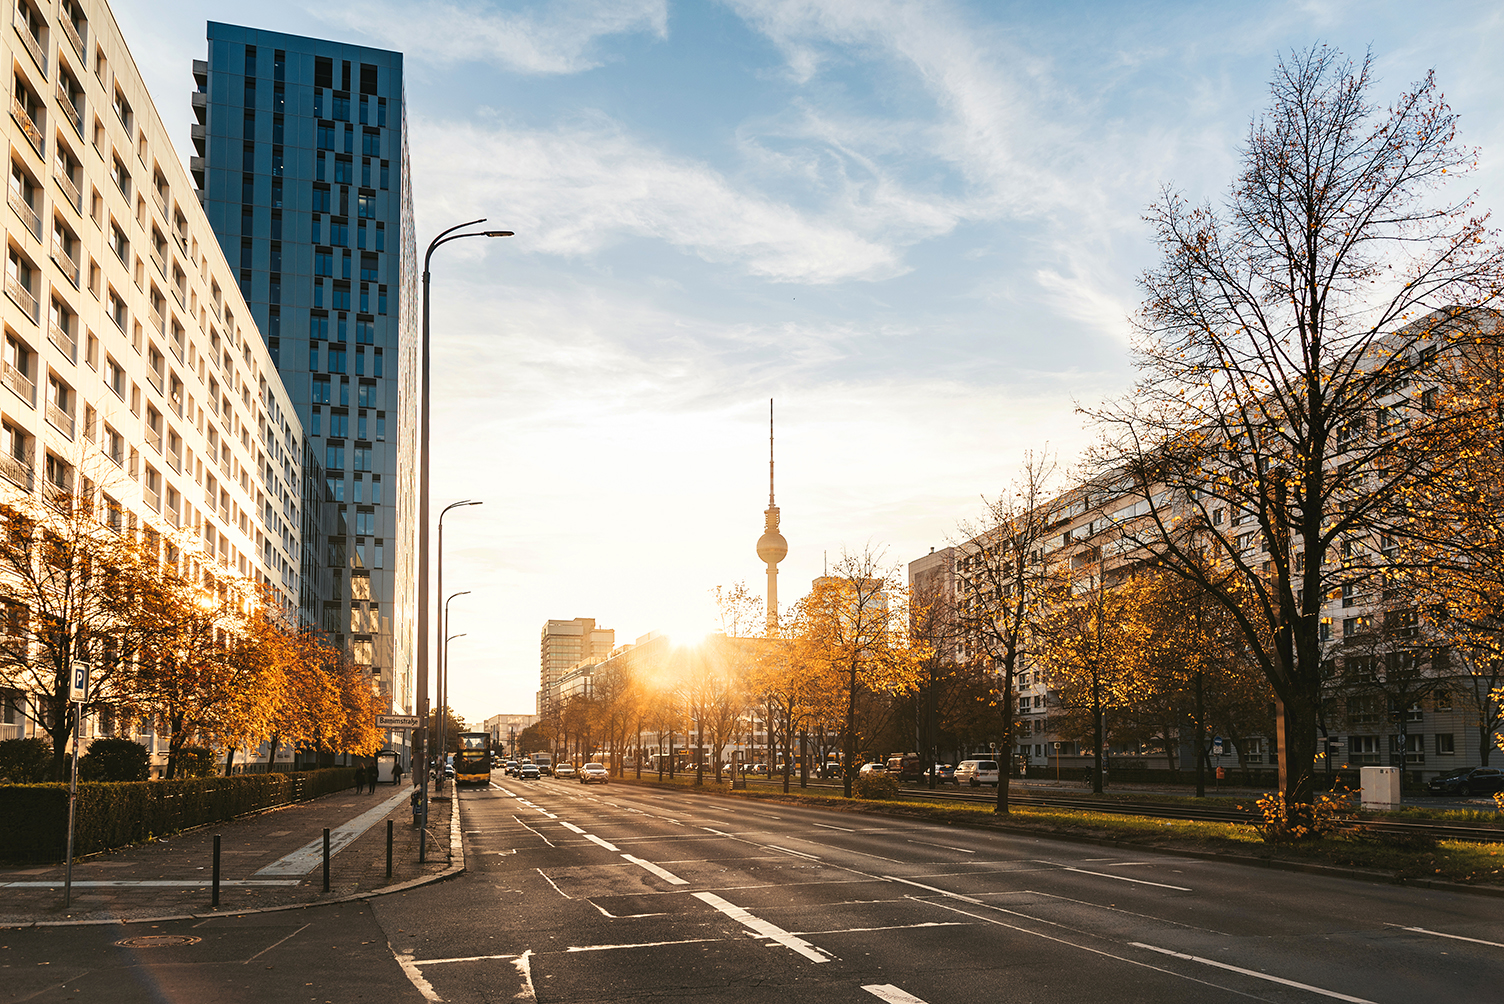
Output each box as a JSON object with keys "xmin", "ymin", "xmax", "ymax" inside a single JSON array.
[{"xmin": 114, "ymin": 0, "xmax": 1504, "ymax": 725}]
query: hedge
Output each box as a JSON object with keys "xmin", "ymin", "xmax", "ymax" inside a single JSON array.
[{"xmin": 0, "ymin": 767, "xmax": 357, "ymax": 863}]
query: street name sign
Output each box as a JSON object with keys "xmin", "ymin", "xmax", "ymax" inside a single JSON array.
[{"xmin": 376, "ymin": 714, "xmax": 420, "ymax": 729}]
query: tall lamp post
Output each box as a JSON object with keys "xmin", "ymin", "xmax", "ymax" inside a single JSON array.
[
  {"xmin": 437, "ymin": 588, "xmax": 472, "ymax": 791},
  {"xmin": 417, "ymin": 222, "xmax": 511, "ymax": 864}
]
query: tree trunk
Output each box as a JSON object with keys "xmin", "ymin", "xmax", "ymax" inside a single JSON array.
[
  {"xmin": 224, "ymin": 746, "xmax": 235, "ymax": 776},
  {"xmin": 995, "ymin": 662, "xmax": 1013, "ymax": 815},
  {"xmin": 1193, "ymin": 670, "xmax": 1206, "ymax": 798},
  {"xmin": 799, "ymin": 730, "xmax": 808, "ymax": 788},
  {"xmin": 1275, "ymin": 695, "xmax": 1319, "ymax": 807}
]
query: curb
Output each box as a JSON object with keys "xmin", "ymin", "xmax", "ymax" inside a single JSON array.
[
  {"xmin": 1, "ymin": 791, "xmax": 468, "ymax": 929},
  {"xmin": 613, "ymin": 778, "xmax": 1504, "ymax": 901}
]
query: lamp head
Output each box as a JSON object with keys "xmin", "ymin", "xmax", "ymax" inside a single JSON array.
[{"xmin": 483, "ymin": 231, "xmax": 514, "ymax": 238}]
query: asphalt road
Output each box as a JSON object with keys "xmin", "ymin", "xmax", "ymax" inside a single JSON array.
[{"xmin": 4, "ymin": 776, "xmax": 1501, "ymax": 1002}]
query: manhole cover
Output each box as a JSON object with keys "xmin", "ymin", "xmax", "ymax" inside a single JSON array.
[{"xmin": 115, "ymin": 935, "xmax": 201, "ymax": 948}]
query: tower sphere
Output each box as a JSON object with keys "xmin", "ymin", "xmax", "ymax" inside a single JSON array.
[{"xmin": 757, "ymin": 530, "xmax": 788, "ymax": 565}]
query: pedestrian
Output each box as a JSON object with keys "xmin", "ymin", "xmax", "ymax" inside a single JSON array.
[
  {"xmin": 393, "ymin": 761, "xmax": 403, "ymax": 786},
  {"xmin": 354, "ymin": 764, "xmax": 366, "ymax": 794}
]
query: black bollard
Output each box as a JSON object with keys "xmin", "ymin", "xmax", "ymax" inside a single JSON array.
[
  {"xmin": 386, "ymin": 820, "xmax": 393, "ymax": 880},
  {"xmin": 322, "ymin": 828, "xmax": 331, "ymax": 892},
  {"xmin": 211, "ymin": 834, "xmax": 221, "ymax": 907}
]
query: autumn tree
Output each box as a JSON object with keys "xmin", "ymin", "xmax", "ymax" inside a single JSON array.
[
  {"xmin": 793, "ymin": 549, "xmax": 917, "ymax": 798},
  {"xmin": 953, "ymin": 450, "xmax": 1060, "ymax": 813},
  {"xmin": 1087, "ymin": 47, "xmax": 1504, "ymax": 813},
  {"xmin": 0, "ymin": 486, "xmax": 160, "ymax": 781}
]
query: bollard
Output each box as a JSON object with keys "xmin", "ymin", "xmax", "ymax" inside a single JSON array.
[
  {"xmin": 211, "ymin": 834, "xmax": 221, "ymax": 907},
  {"xmin": 322, "ymin": 828, "xmax": 331, "ymax": 892},
  {"xmin": 386, "ymin": 820, "xmax": 394, "ymax": 880}
]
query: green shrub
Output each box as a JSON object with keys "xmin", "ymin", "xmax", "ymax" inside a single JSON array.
[
  {"xmin": 0, "ymin": 766, "xmax": 358, "ymax": 863},
  {"xmin": 174, "ymin": 747, "xmax": 216, "ymax": 778},
  {"xmin": 78, "ymin": 738, "xmax": 149, "ymax": 782},
  {"xmin": 854, "ymin": 773, "xmax": 900, "ymax": 800},
  {"xmin": 0, "ymin": 737, "xmax": 52, "ymax": 783}
]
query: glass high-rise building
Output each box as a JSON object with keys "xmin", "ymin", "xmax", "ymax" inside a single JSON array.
[{"xmin": 193, "ymin": 23, "xmax": 417, "ymax": 715}]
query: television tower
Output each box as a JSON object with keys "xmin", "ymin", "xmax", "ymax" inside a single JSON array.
[{"xmin": 755, "ymin": 399, "xmax": 787, "ymax": 631}]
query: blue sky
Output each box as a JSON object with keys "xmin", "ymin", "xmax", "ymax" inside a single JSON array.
[{"xmin": 119, "ymin": 0, "xmax": 1504, "ymax": 723}]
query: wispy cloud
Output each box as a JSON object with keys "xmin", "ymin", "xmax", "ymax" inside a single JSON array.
[
  {"xmin": 318, "ymin": 0, "xmax": 667, "ymax": 73},
  {"xmin": 410, "ymin": 116, "xmax": 907, "ymax": 282}
]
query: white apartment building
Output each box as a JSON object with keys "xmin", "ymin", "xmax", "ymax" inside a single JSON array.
[{"xmin": 0, "ymin": 0, "xmax": 303, "ymax": 756}]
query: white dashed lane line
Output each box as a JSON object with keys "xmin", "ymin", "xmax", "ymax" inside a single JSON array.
[
  {"xmin": 692, "ymin": 891, "xmax": 830, "ymax": 963},
  {"xmin": 862, "ymin": 985, "xmax": 930, "ymax": 1004}
]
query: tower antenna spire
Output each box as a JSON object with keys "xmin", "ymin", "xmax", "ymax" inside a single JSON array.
[{"xmin": 756, "ymin": 398, "xmax": 788, "ymax": 632}]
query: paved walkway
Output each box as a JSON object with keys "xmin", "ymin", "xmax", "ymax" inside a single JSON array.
[{"xmin": 0, "ymin": 782, "xmax": 459, "ymax": 926}]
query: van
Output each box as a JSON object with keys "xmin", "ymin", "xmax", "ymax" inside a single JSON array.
[
  {"xmin": 955, "ymin": 759, "xmax": 1000, "ymax": 787},
  {"xmin": 885, "ymin": 753, "xmax": 923, "ymax": 782}
]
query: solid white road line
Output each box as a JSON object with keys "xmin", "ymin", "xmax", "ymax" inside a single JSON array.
[
  {"xmin": 620, "ymin": 853, "xmax": 688, "ymax": 885},
  {"xmin": 1131, "ymin": 943, "xmax": 1378, "ymax": 1003},
  {"xmin": 1385, "ymin": 924, "xmax": 1504, "ymax": 949},
  {"xmin": 763, "ymin": 845, "xmax": 821, "ymax": 861},
  {"xmin": 536, "ymin": 868, "xmax": 572, "ymax": 899},
  {"xmin": 862, "ymin": 985, "xmax": 930, "ymax": 1004},
  {"xmin": 392, "ymin": 951, "xmax": 442, "ymax": 1002},
  {"xmin": 1060, "ymin": 866, "xmax": 1191, "ymax": 891},
  {"xmin": 567, "ymin": 938, "xmax": 722, "ymax": 953},
  {"xmin": 907, "ymin": 839, "xmax": 975, "ymax": 854},
  {"xmin": 812, "ymin": 822, "xmax": 856, "ymax": 832},
  {"xmin": 412, "ymin": 952, "xmax": 521, "ymax": 965},
  {"xmin": 512, "ymin": 949, "xmax": 538, "ymax": 1001},
  {"xmin": 0, "ymin": 879, "xmax": 300, "ymax": 887},
  {"xmin": 254, "ymin": 786, "xmax": 414, "ymax": 876},
  {"xmin": 692, "ymin": 891, "xmax": 830, "ymax": 963},
  {"xmin": 585, "ymin": 833, "xmax": 620, "ymax": 851},
  {"xmin": 559, "ymin": 821, "xmax": 586, "ymax": 834}
]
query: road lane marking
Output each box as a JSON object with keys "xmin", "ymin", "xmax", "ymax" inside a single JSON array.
[
  {"xmin": 254, "ymin": 786, "xmax": 413, "ymax": 876},
  {"xmin": 764, "ymin": 845, "xmax": 821, "ymax": 861},
  {"xmin": 621, "ymin": 853, "xmax": 688, "ymax": 885},
  {"xmin": 244, "ymin": 923, "xmax": 310, "ymax": 963},
  {"xmin": 1385, "ymin": 924, "xmax": 1504, "ymax": 948},
  {"xmin": 1022, "ymin": 890, "xmax": 1233, "ymax": 935},
  {"xmin": 513, "ymin": 817, "xmax": 556, "ymax": 847},
  {"xmin": 567, "ymin": 938, "xmax": 722, "ymax": 952},
  {"xmin": 392, "ymin": 951, "xmax": 442, "ymax": 1002},
  {"xmin": 412, "ymin": 952, "xmax": 520, "ymax": 965},
  {"xmin": 863, "ymin": 985, "xmax": 930, "ymax": 1004},
  {"xmin": 907, "ymin": 896, "xmax": 1267, "ymax": 1000},
  {"xmin": 802, "ymin": 922, "xmax": 969, "ymax": 936},
  {"xmin": 559, "ymin": 822, "xmax": 586, "ymax": 834},
  {"xmin": 585, "ymin": 833, "xmax": 620, "ymax": 851},
  {"xmin": 907, "ymin": 839, "xmax": 975, "ymax": 854},
  {"xmin": 1060, "ymin": 866, "xmax": 1191, "ymax": 891},
  {"xmin": 692, "ymin": 891, "xmax": 830, "ymax": 963},
  {"xmin": 812, "ymin": 822, "xmax": 855, "ymax": 831},
  {"xmin": 589, "ymin": 899, "xmax": 668, "ymax": 918},
  {"xmin": 537, "ymin": 868, "xmax": 572, "ymax": 899},
  {"xmin": 513, "ymin": 949, "xmax": 537, "ymax": 1001},
  {"xmin": 1131, "ymin": 943, "xmax": 1378, "ymax": 1003}
]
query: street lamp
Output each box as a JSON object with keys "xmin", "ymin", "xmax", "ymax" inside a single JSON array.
[
  {"xmin": 437, "ymin": 587, "xmax": 471, "ymax": 791},
  {"xmin": 434, "ymin": 498, "xmax": 479, "ymax": 793},
  {"xmin": 416, "ymin": 221, "xmax": 510, "ymax": 864}
]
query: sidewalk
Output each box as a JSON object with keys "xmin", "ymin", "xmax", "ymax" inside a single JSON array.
[{"xmin": 0, "ymin": 781, "xmax": 459, "ymax": 926}]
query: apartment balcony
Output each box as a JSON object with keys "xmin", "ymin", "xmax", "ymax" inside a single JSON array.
[
  {"xmin": 50, "ymin": 239, "xmax": 79, "ymax": 287},
  {"xmin": 8, "ymin": 187, "xmax": 40, "ymax": 240},
  {"xmin": 149, "ymin": 246, "xmax": 165, "ymax": 279},
  {"xmin": 220, "ymin": 457, "xmax": 231, "ymax": 479},
  {"xmin": 10, "ymin": 93, "xmax": 43, "ymax": 157},
  {"xmin": 190, "ymin": 123, "xmax": 205, "ymax": 156},
  {"xmin": 0, "ymin": 722, "xmax": 22, "ymax": 741},
  {"xmin": 145, "ymin": 425, "xmax": 161, "ymax": 452},
  {"xmin": 46, "ymin": 400, "xmax": 74, "ymax": 439},
  {"xmin": 192, "ymin": 59, "xmax": 207, "ymax": 88},
  {"xmin": 12, "ymin": 9, "xmax": 46, "ymax": 77},
  {"xmin": 60, "ymin": 14, "xmax": 84, "ymax": 62},
  {"xmin": 144, "ymin": 483, "xmax": 160, "ymax": 512},
  {"xmin": 47, "ymin": 319, "xmax": 75, "ymax": 361},
  {"xmin": 2, "ymin": 362, "xmax": 34, "ymax": 405},
  {"xmin": 54, "ymin": 81, "xmax": 82, "ymax": 138},
  {"xmin": 4, "ymin": 273, "xmax": 38, "ymax": 323},
  {"xmin": 147, "ymin": 368, "xmax": 164, "ymax": 395},
  {"xmin": 0, "ymin": 451, "xmax": 32, "ymax": 490},
  {"xmin": 53, "ymin": 167, "xmax": 81, "ymax": 214},
  {"xmin": 152, "ymin": 187, "xmax": 167, "ymax": 220}
]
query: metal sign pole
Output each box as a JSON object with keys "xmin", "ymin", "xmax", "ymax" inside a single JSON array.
[{"xmin": 63, "ymin": 658, "xmax": 87, "ymax": 909}]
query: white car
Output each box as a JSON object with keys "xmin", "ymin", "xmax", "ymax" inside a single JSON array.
[
  {"xmin": 955, "ymin": 759, "xmax": 1000, "ymax": 787},
  {"xmin": 554, "ymin": 763, "xmax": 577, "ymax": 779},
  {"xmin": 580, "ymin": 762, "xmax": 609, "ymax": 784}
]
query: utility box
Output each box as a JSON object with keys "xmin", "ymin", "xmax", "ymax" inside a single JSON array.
[{"xmin": 1361, "ymin": 766, "xmax": 1401, "ymax": 810}]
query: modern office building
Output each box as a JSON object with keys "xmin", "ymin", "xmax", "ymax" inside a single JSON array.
[
  {"xmin": 192, "ymin": 23, "xmax": 416, "ymax": 715},
  {"xmin": 0, "ymin": 0, "xmax": 302, "ymax": 760},
  {"xmin": 538, "ymin": 618, "xmax": 614, "ymax": 713}
]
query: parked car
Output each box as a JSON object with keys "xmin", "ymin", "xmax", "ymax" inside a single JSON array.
[
  {"xmin": 857, "ymin": 762, "xmax": 888, "ymax": 776},
  {"xmin": 518, "ymin": 763, "xmax": 540, "ymax": 780},
  {"xmin": 955, "ymin": 759, "xmax": 1000, "ymax": 787},
  {"xmin": 923, "ymin": 764, "xmax": 958, "ymax": 785},
  {"xmin": 885, "ymin": 753, "xmax": 923, "ymax": 783},
  {"xmin": 580, "ymin": 762, "xmax": 609, "ymax": 784},
  {"xmin": 554, "ymin": 763, "xmax": 578, "ymax": 779},
  {"xmin": 747, "ymin": 763, "xmax": 768, "ymax": 775},
  {"xmin": 1427, "ymin": 766, "xmax": 1504, "ymax": 796}
]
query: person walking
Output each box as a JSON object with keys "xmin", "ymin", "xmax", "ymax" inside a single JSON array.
[
  {"xmin": 392, "ymin": 761, "xmax": 403, "ymax": 786},
  {"xmin": 354, "ymin": 764, "xmax": 366, "ymax": 794}
]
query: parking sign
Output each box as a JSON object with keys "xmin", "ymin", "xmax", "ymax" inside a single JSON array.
[{"xmin": 68, "ymin": 662, "xmax": 90, "ymax": 702}]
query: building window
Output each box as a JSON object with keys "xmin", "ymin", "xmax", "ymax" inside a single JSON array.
[
  {"xmin": 1436, "ymin": 733, "xmax": 1455, "ymax": 755},
  {"xmin": 325, "ymin": 444, "xmax": 345, "ymax": 471},
  {"xmin": 353, "ymin": 446, "xmax": 371, "ymax": 471},
  {"xmin": 312, "ymin": 375, "xmax": 331, "ymax": 403}
]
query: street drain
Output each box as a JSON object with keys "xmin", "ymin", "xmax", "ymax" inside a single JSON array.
[{"xmin": 116, "ymin": 935, "xmax": 202, "ymax": 948}]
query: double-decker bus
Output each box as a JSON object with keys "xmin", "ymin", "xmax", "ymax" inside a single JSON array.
[{"xmin": 453, "ymin": 732, "xmax": 492, "ymax": 786}]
